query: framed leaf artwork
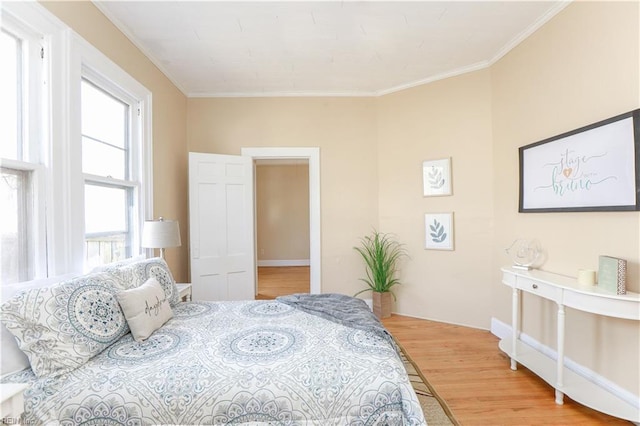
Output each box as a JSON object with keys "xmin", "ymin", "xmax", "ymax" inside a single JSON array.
[
  {"xmin": 423, "ymin": 158, "xmax": 452, "ymax": 196},
  {"xmin": 425, "ymin": 212, "xmax": 454, "ymax": 250}
]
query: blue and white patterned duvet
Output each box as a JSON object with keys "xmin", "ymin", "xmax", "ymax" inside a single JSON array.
[{"xmin": 6, "ymin": 300, "xmax": 426, "ymax": 425}]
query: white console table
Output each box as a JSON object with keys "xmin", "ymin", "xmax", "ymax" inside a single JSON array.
[{"xmin": 500, "ymin": 266, "xmax": 639, "ymax": 422}]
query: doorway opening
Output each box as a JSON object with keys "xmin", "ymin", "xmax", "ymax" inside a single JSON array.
[
  {"xmin": 254, "ymin": 159, "xmax": 310, "ymax": 299},
  {"xmin": 241, "ymin": 147, "xmax": 321, "ymax": 298}
]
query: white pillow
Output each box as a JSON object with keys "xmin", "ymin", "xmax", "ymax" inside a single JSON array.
[{"xmin": 116, "ymin": 278, "xmax": 173, "ymax": 342}]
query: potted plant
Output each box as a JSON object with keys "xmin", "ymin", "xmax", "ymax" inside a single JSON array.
[{"xmin": 354, "ymin": 230, "xmax": 407, "ymax": 319}]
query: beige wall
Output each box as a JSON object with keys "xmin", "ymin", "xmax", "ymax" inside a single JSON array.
[
  {"xmin": 41, "ymin": 1, "xmax": 189, "ymax": 282},
  {"xmin": 187, "ymin": 98, "xmax": 379, "ymax": 295},
  {"xmin": 376, "ymin": 70, "xmax": 495, "ymax": 327},
  {"xmin": 256, "ymin": 164, "xmax": 310, "ymax": 262},
  {"xmin": 491, "ymin": 1, "xmax": 639, "ymax": 394}
]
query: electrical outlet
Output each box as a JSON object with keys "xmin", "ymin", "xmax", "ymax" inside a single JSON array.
[{"xmin": 260, "ymin": 248, "xmax": 265, "ymax": 255}]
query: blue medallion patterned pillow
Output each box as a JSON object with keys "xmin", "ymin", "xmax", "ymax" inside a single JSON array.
[
  {"xmin": 101, "ymin": 258, "xmax": 180, "ymax": 307},
  {"xmin": 0, "ymin": 272, "xmax": 129, "ymax": 379}
]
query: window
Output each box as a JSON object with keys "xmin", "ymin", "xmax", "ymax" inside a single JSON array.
[
  {"xmin": 73, "ymin": 37, "xmax": 152, "ymax": 271},
  {"xmin": 81, "ymin": 79, "xmax": 138, "ymax": 268},
  {"xmin": 1, "ymin": 2, "xmax": 152, "ymax": 284}
]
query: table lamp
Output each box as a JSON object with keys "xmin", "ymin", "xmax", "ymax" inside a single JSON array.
[{"xmin": 141, "ymin": 217, "xmax": 181, "ymax": 258}]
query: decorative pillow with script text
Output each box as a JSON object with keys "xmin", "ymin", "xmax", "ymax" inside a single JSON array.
[{"xmin": 116, "ymin": 277, "xmax": 173, "ymax": 342}]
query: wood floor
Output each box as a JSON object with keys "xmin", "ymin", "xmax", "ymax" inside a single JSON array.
[
  {"xmin": 256, "ymin": 266, "xmax": 310, "ymax": 299},
  {"xmin": 258, "ymin": 267, "xmax": 633, "ymax": 425},
  {"xmin": 383, "ymin": 315, "xmax": 631, "ymax": 425}
]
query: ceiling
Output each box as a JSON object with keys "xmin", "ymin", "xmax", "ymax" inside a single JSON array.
[{"xmin": 94, "ymin": 1, "xmax": 568, "ymax": 98}]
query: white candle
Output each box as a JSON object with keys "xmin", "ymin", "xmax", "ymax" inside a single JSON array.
[{"xmin": 577, "ymin": 269, "xmax": 596, "ymax": 285}]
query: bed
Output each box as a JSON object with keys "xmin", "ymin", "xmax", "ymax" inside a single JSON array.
[{"xmin": 1, "ymin": 259, "xmax": 425, "ymax": 425}]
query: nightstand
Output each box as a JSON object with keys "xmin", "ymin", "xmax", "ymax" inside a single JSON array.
[
  {"xmin": 1, "ymin": 383, "xmax": 27, "ymax": 423},
  {"xmin": 176, "ymin": 283, "xmax": 192, "ymax": 302}
]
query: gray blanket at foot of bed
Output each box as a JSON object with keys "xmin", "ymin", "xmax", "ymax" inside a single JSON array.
[{"xmin": 276, "ymin": 293, "xmax": 396, "ymax": 348}]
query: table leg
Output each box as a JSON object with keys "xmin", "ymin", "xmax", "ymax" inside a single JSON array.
[
  {"xmin": 556, "ymin": 303, "xmax": 565, "ymax": 405},
  {"xmin": 511, "ymin": 287, "xmax": 519, "ymax": 371}
]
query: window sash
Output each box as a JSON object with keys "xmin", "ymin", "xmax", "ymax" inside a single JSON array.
[
  {"xmin": 83, "ymin": 180, "xmax": 135, "ymax": 266},
  {"xmin": 81, "ymin": 78, "xmax": 130, "ymax": 180}
]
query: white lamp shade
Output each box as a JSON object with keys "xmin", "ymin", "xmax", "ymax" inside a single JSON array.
[{"xmin": 141, "ymin": 219, "xmax": 181, "ymax": 249}]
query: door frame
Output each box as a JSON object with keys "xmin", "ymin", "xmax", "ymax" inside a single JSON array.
[{"xmin": 241, "ymin": 147, "xmax": 320, "ymax": 294}]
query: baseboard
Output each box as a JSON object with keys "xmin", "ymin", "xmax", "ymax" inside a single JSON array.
[
  {"xmin": 257, "ymin": 259, "xmax": 310, "ymax": 267},
  {"xmin": 490, "ymin": 317, "xmax": 640, "ymax": 411},
  {"xmin": 391, "ymin": 310, "xmax": 489, "ymax": 332}
]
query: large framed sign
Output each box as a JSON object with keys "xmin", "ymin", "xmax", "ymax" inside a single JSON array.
[{"xmin": 519, "ymin": 109, "xmax": 640, "ymax": 212}]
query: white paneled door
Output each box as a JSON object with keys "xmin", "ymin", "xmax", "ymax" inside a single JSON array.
[{"xmin": 188, "ymin": 152, "xmax": 255, "ymax": 301}]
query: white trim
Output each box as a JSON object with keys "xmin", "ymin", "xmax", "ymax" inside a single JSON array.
[
  {"xmin": 2, "ymin": 2, "xmax": 67, "ymax": 34},
  {"xmin": 72, "ymin": 33, "xmax": 151, "ymax": 100},
  {"xmin": 142, "ymin": 96, "xmax": 153, "ymax": 225},
  {"xmin": 489, "ymin": 1, "xmax": 572, "ymax": 66},
  {"xmin": 30, "ymin": 165, "xmax": 47, "ymax": 279},
  {"xmin": 192, "ymin": 62, "xmax": 491, "ymax": 98},
  {"xmin": 189, "ymin": 90, "xmax": 376, "ymax": 98},
  {"xmin": 66, "ymin": 32, "xmax": 85, "ymax": 273},
  {"xmin": 83, "ymin": 174, "xmax": 139, "ymax": 188},
  {"xmin": 241, "ymin": 147, "xmax": 321, "ymax": 295},
  {"xmin": 490, "ymin": 317, "xmax": 512, "ymax": 340},
  {"xmin": 490, "ymin": 317, "xmax": 640, "ymax": 411},
  {"xmin": 375, "ymin": 61, "xmax": 490, "ymax": 96},
  {"xmin": 70, "ymin": 31, "xmax": 153, "ymax": 271},
  {"xmin": 48, "ymin": 28, "xmax": 74, "ymax": 276},
  {"xmin": 257, "ymin": 259, "xmax": 310, "ymax": 267},
  {"xmin": 393, "ymin": 309, "xmax": 487, "ymax": 331},
  {"xmin": 1, "ymin": 2, "xmax": 67, "ymax": 279}
]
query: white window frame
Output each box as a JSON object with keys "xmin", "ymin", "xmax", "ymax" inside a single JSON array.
[
  {"xmin": 0, "ymin": 7, "xmax": 51, "ymax": 281},
  {"xmin": 1, "ymin": 1, "xmax": 153, "ymax": 280},
  {"xmin": 67, "ymin": 32, "xmax": 153, "ymax": 273}
]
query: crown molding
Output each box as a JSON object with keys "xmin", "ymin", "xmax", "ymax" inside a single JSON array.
[{"xmin": 489, "ymin": 1, "xmax": 572, "ymax": 66}]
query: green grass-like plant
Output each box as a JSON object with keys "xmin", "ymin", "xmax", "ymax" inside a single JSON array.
[{"xmin": 354, "ymin": 230, "xmax": 407, "ymax": 300}]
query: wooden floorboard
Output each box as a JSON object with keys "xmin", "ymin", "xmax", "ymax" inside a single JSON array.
[
  {"xmin": 258, "ymin": 268, "xmax": 632, "ymax": 424},
  {"xmin": 382, "ymin": 315, "xmax": 632, "ymax": 426},
  {"xmin": 256, "ymin": 266, "xmax": 309, "ymax": 299}
]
